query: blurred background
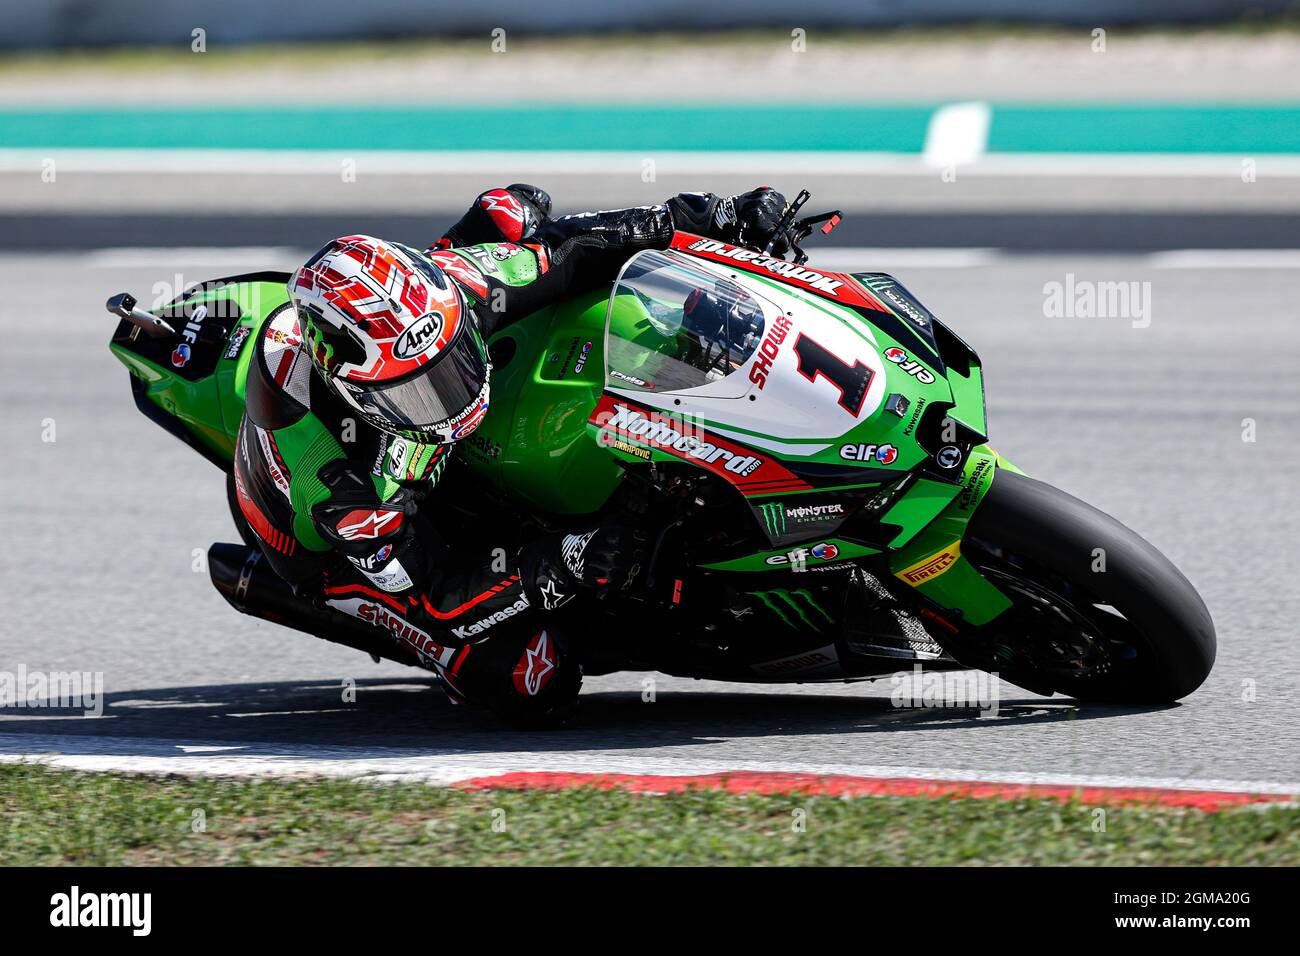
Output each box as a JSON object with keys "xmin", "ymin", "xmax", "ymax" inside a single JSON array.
[{"xmin": 2, "ymin": 1, "xmax": 1298, "ymax": 786}]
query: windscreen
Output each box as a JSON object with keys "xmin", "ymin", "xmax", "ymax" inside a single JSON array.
[{"xmin": 605, "ymin": 250, "xmax": 770, "ymax": 396}]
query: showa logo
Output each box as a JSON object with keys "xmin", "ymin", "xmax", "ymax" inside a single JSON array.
[
  {"xmin": 890, "ymin": 664, "xmax": 1000, "ymax": 717},
  {"xmin": 1043, "ymin": 273, "xmax": 1152, "ymax": 329},
  {"xmin": 0, "ymin": 665, "xmax": 103, "ymax": 717}
]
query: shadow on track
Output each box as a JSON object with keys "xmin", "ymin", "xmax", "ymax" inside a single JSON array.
[{"xmin": 0, "ymin": 678, "xmax": 1175, "ymax": 762}]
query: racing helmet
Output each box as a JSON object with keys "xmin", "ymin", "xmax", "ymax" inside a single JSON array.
[{"xmin": 288, "ymin": 235, "xmax": 490, "ymax": 444}]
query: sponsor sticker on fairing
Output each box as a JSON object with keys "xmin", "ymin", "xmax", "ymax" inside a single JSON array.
[
  {"xmin": 685, "ymin": 239, "xmax": 845, "ymax": 296},
  {"xmin": 839, "ymin": 442, "xmax": 898, "ymax": 464},
  {"xmin": 600, "ymin": 402, "xmax": 762, "ymax": 476},
  {"xmin": 883, "ymin": 346, "xmax": 936, "ymax": 384},
  {"xmin": 223, "ymin": 325, "xmax": 252, "ymax": 360},
  {"xmin": 896, "ymin": 542, "xmax": 961, "ymax": 585}
]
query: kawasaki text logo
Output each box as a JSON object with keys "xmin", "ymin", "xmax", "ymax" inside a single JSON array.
[
  {"xmin": 688, "ymin": 239, "xmax": 844, "ymax": 296},
  {"xmin": 452, "ymin": 594, "xmax": 529, "ymax": 639}
]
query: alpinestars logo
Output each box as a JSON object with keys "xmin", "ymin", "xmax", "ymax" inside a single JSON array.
[
  {"xmin": 336, "ymin": 509, "xmax": 403, "ymax": 541},
  {"xmin": 687, "ymin": 239, "xmax": 844, "ymax": 295},
  {"xmin": 513, "ymin": 630, "xmax": 557, "ymax": 696},
  {"xmin": 451, "ymin": 594, "xmax": 530, "ymax": 640},
  {"xmin": 603, "ymin": 403, "xmax": 763, "ymax": 476}
]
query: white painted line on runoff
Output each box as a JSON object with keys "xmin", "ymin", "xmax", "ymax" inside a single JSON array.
[
  {"xmin": 1, "ymin": 732, "xmax": 1297, "ymax": 796},
  {"xmin": 84, "ymin": 246, "xmax": 306, "ymax": 267},
  {"xmin": 809, "ymin": 247, "xmax": 1002, "ymax": 269},
  {"xmin": 923, "ymin": 102, "xmax": 991, "ymax": 169},
  {"xmin": 1145, "ymin": 249, "xmax": 1300, "ymax": 268},
  {"xmin": 4, "ymin": 148, "xmax": 1300, "ymax": 177},
  {"xmin": 72, "ymin": 246, "xmax": 1300, "ymax": 272}
]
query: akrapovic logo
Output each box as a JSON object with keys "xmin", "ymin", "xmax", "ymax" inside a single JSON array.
[
  {"xmin": 687, "ymin": 239, "xmax": 844, "ymax": 296},
  {"xmin": 603, "ymin": 403, "xmax": 763, "ymax": 476}
]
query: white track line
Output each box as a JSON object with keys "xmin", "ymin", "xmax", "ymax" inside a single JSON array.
[
  {"xmin": 70, "ymin": 246, "xmax": 1300, "ymax": 271},
  {"xmin": 4, "ymin": 148, "xmax": 1300, "ymax": 177},
  {"xmin": 1, "ymin": 733, "xmax": 1297, "ymax": 795},
  {"xmin": 84, "ymin": 246, "xmax": 304, "ymax": 267}
]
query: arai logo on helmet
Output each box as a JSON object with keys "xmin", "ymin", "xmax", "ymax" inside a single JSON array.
[{"xmin": 393, "ymin": 312, "xmax": 444, "ymax": 361}]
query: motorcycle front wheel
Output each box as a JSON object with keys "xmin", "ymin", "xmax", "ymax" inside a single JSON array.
[{"xmin": 960, "ymin": 470, "xmax": 1215, "ymax": 703}]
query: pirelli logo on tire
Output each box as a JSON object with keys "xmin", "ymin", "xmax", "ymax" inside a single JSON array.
[{"xmin": 896, "ymin": 542, "xmax": 961, "ymax": 586}]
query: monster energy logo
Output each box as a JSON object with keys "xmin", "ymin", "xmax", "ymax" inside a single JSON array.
[
  {"xmin": 749, "ymin": 589, "xmax": 834, "ymax": 632},
  {"xmin": 758, "ymin": 503, "xmax": 787, "ymax": 537}
]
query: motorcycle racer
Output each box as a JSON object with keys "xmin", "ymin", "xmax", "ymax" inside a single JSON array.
[{"xmin": 232, "ymin": 184, "xmax": 792, "ymax": 722}]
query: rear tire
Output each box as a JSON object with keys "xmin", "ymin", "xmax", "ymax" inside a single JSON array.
[{"xmin": 963, "ymin": 470, "xmax": 1215, "ymax": 703}]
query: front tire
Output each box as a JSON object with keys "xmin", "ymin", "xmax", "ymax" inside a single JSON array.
[{"xmin": 962, "ymin": 470, "xmax": 1215, "ymax": 703}]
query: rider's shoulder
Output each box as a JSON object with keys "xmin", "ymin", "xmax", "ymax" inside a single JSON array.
[
  {"xmin": 244, "ymin": 301, "xmax": 314, "ymax": 432},
  {"xmin": 426, "ymin": 241, "xmax": 546, "ymax": 291}
]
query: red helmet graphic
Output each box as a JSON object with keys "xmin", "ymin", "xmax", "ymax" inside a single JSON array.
[{"xmin": 289, "ymin": 235, "xmax": 490, "ymax": 444}]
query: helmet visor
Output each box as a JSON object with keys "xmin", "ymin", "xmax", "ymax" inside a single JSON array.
[{"xmin": 336, "ymin": 321, "xmax": 489, "ymax": 440}]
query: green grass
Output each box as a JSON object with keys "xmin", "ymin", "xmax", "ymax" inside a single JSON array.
[{"xmin": 1, "ymin": 764, "xmax": 1296, "ymax": 866}]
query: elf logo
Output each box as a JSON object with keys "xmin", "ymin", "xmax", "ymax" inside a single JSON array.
[
  {"xmin": 883, "ymin": 347, "xmax": 935, "ymax": 385},
  {"xmin": 839, "ymin": 442, "xmax": 898, "ymax": 465},
  {"xmin": 170, "ymin": 303, "xmax": 211, "ymax": 367}
]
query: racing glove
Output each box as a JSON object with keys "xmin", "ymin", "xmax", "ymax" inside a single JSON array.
[
  {"xmin": 666, "ymin": 187, "xmax": 792, "ymax": 256},
  {"xmin": 432, "ymin": 184, "xmax": 553, "ymax": 250}
]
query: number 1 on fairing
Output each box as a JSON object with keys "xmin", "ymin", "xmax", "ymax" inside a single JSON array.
[{"xmin": 792, "ymin": 333, "xmax": 872, "ymax": 415}]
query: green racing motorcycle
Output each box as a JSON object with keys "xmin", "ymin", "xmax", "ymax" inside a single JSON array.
[{"xmin": 106, "ymin": 195, "xmax": 1215, "ymax": 704}]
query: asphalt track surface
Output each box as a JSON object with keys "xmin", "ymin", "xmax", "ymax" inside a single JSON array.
[
  {"xmin": 2, "ymin": 247, "xmax": 1298, "ymax": 790},
  {"xmin": 9, "ymin": 210, "xmax": 1300, "ymax": 254}
]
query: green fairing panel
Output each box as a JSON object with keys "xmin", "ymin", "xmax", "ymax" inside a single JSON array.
[
  {"xmin": 460, "ymin": 290, "xmax": 622, "ymax": 516},
  {"xmin": 887, "ymin": 450, "xmax": 1012, "ymax": 626},
  {"xmin": 109, "ymin": 280, "xmax": 290, "ymax": 465},
  {"xmin": 700, "ymin": 538, "xmax": 879, "ymax": 572}
]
